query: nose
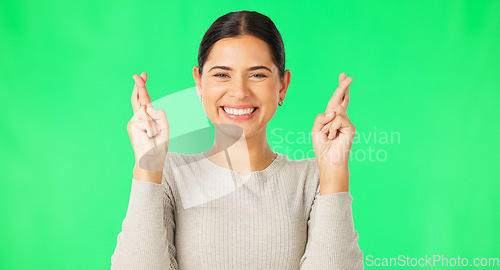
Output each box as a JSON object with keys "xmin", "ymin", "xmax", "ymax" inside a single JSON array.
[{"xmin": 227, "ymin": 76, "xmax": 250, "ymax": 99}]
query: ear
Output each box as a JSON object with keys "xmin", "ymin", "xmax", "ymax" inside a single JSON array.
[
  {"xmin": 193, "ymin": 66, "xmax": 202, "ymax": 99},
  {"xmin": 279, "ymin": 69, "xmax": 291, "ymax": 102}
]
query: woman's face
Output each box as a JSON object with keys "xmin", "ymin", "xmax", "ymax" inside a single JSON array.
[{"xmin": 193, "ymin": 34, "xmax": 291, "ymax": 139}]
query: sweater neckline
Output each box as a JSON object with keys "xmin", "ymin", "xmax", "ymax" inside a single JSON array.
[{"xmin": 194, "ymin": 152, "xmax": 285, "ymax": 180}]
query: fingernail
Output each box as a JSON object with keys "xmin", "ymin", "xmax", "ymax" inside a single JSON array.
[{"xmin": 326, "ymin": 112, "xmax": 334, "ymax": 117}]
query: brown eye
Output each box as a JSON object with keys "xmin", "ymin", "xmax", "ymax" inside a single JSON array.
[
  {"xmin": 214, "ymin": 73, "xmax": 229, "ymax": 78},
  {"xmin": 252, "ymin": 74, "xmax": 267, "ymax": 78}
]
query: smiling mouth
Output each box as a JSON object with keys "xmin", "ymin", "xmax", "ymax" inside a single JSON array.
[{"xmin": 221, "ymin": 106, "xmax": 258, "ymax": 116}]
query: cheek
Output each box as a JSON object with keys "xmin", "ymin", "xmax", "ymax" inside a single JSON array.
[
  {"xmin": 201, "ymin": 80, "xmax": 222, "ymax": 94},
  {"xmin": 257, "ymin": 83, "xmax": 279, "ymax": 101},
  {"xmin": 200, "ymin": 90, "xmax": 224, "ymax": 117},
  {"xmin": 202, "ymin": 82, "xmax": 227, "ymax": 98}
]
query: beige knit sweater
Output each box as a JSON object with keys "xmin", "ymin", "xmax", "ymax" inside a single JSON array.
[{"xmin": 111, "ymin": 152, "xmax": 364, "ymax": 269}]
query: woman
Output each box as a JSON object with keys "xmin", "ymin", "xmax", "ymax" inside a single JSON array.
[{"xmin": 112, "ymin": 10, "xmax": 363, "ymax": 269}]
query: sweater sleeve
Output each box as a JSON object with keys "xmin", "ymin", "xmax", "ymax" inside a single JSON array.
[
  {"xmin": 110, "ymin": 178, "xmax": 178, "ymax": 270},
  {"xmin": 299, "ymin": 183, "xmax": 364, "ymax": 269}
]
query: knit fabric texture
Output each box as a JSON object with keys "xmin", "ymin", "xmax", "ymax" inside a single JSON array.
[{"xmin": 111, "ymin": 152, "xmax": 364, "ymax": 269}]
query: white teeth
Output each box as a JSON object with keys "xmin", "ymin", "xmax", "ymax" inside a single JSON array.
[{"xmin": 223, "ymin": 107, "xmax": 256, "ymax": 115}]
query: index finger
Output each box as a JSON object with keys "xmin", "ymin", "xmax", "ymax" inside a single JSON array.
[
  {"xmin": 340, "ymin": 73, "xmax": 350, "ymax": 109},
  {"xmin": 325, "ymin": 74, "xmax": 353, "ymax": 113},
  {"xmin": 133, "ymin": 72, "xmax": 153, "ymax": 108},
  {"xmin": 131, "ymin": 73, "xmax": 148, "ymax": 113},
  {"xmin": 341, "ymin": 87, "xmax": 350, "ymax": 110}
]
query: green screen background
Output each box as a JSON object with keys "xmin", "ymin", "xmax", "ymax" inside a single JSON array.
[{"xmin": 1, "ymin": 0, "xmax": 499, "ymax": 269}]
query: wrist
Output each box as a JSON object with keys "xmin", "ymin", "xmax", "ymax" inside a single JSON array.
[
  {"xmin": 319, "ymin": 165, "xmax": 350, "ymax": 195},
  {"xmin": 133, "ymin": 164, "xmax": 163, "ymax": 184}
]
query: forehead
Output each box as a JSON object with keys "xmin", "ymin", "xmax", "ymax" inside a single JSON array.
[{"xmin": 205, "ymin": 35, "xmax": 275, "ymax": 68}]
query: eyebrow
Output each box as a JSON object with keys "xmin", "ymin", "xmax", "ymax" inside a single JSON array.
[{"xmin": 208, "ymin": 65, "xmax": 272, "ymax": 73}]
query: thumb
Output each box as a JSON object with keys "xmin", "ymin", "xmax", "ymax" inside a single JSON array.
[{"xmin": 312, "ymin": 112, "xmax": 336, "ymax": 134}]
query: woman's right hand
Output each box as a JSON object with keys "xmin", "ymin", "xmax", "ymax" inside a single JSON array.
[{"xmin": 127, "ymin": 72, "xmax": 170, "ymax": 182}]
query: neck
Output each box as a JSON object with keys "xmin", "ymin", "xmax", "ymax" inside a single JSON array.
[{"xmin": 204, "ymin": 125, "xmax": 276, "ymax": 175}]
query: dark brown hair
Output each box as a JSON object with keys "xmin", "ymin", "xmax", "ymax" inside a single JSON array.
[{"xmin": 197, "ymin": 10, "xmax": 286, "ymax": 79}]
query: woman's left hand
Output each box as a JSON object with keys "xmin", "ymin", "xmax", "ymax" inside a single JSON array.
[{"xmin": 311, "ymin": 73, "xmax": 355, "ymax": 170}]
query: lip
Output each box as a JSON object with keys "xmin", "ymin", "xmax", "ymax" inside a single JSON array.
[
  {"xmin": 221, "ymin": 104, "xmax": 257, "ymax": 109},
  {"xmin": 220, "ymin": 106, "xmax": 258, "ymax": 121}
]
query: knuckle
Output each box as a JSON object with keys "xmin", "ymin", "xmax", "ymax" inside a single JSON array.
[
  {"xmin": 128, "ymin": 120, "xmax": 138, "ymax": 130},
  {"xmin": 135, "ymin": 108, "xmax": 145, "ymax": 117}
]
